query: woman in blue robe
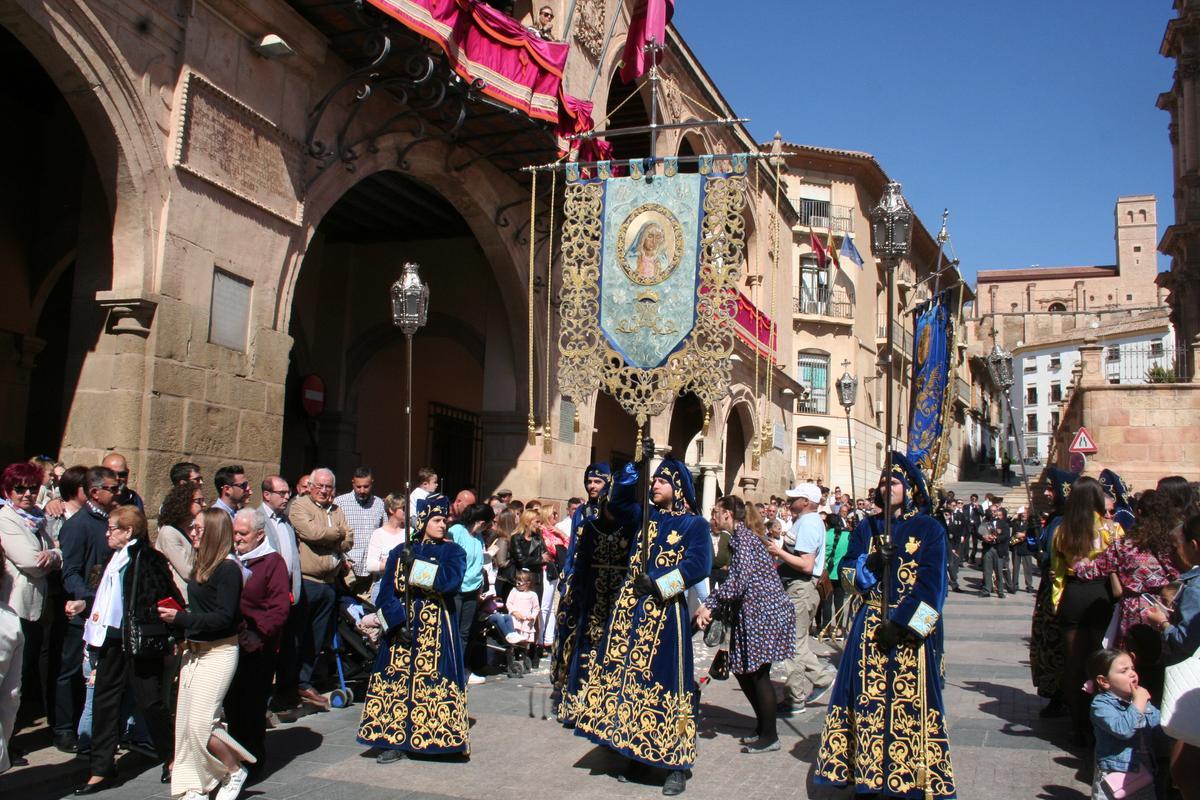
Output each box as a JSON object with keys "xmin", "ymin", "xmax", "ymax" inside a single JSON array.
[
  {"xmin": 357, "ymin": 493, "xmax": 469, "ymax": 761},
  {"xmin": 552, "ymin": 462, "xmax": 635, "ymax": 726},
  {"xmin": 573, "ymin": 458, "xmax": 711, "ymax": 797},
  {"xmin": 814, "ymin": 452, "xmax": 955, "ymax": 799}
]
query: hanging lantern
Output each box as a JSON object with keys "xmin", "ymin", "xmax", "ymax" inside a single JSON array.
[
  {"xmin": 390, "ymin": 261, "xmax": 430, "ymax": 336},
  {"xmin": 869, "ymin": 181, "xmax": 914, "ymax": 263}
]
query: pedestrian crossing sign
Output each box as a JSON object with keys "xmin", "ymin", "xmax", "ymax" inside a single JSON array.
[{"xmin": 1068, "ymin": 427, "xmax": 1098, "ymax": 454}]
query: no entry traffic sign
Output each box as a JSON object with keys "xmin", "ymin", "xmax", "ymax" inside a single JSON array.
[
  {"xmin": 301, "ymin": 374, "xmax": 325, "ymax": 418},
  {"xmin": 1068, "ymin": 426, "xmax": 1097, "ymax": 454}
]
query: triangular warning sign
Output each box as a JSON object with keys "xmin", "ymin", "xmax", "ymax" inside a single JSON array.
[{"xmin": 1069, "ymin": 427, "xmax": 1098, "ymax": 454}]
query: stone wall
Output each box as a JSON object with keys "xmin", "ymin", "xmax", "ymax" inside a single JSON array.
[{"xmin": 1053, "ymin": 336, "xmax": 1200, "ymax": 487}]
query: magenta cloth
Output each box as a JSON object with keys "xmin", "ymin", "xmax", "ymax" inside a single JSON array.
[
  {"xmin": 365, "ymin": 0, "xmax": 591, "ymax": 132},
  {"xmin": 734, "ymin": 289, "xmax": 777, "ymax": 363},
  {"xmin": 619, "ymin": 0, "xmax": 675, "ymax": 84},
  {"xmin": 1073, "ymin": 538, "xmax": 1179, "ymax": 649}
]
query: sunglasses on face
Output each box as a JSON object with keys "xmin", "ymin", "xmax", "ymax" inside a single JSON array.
[
  {"xmin": 114, "ymin": 470, "xmax": 129, "ymax": 479},
  {"xmin": 235, "ymin": 481, "xmax": 250, "ymax": 490},
  {"xmin": 10, "ymin": 485, "xmax": 36, "ymax": 496},
  {"xmin": 97, "ymin": 484, "xmax": 119, "ymax": 494},
  {"xmin": 541, "ymin": 10, "xmax": 553, "ymax": 18}
]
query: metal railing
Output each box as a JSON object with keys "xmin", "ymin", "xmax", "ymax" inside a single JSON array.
[
  {"xmin": 796, "ymin": 354, "xmax": 830, "ymax": 414},
  {"xmin": 793, "ymin": 289, "xmax": 854, "ymax": 319},
  {"xmin": 1103, "ymin": 345, "xmax": 1187, "ymax": 384},
  {"xmin": 876, "ymin": 317, "xmax": 914, "ymax": 356},
  {"xmin": 794, "ymin": 199, "xmax": 854, "ymax": 234},
  {"xmin": 956, "ymin": 376, "xmax": 970, "ymax": 406}
]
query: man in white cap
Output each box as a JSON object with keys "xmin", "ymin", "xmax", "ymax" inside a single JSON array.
[{"xmin": 768, "ymin": 483, "xmax": 834, "ymax": 716}]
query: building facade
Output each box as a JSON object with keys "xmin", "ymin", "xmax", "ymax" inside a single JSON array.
[
  {"xmin": 773, "ymin": 144, "xmax": 972, "ymax": 495},
  {"xmin": 1159, "ymin": 0, "xmax": 1200, "ymax": 379},
  {"xmin": 1, "ymin": 0, "xmax": 814, "ymax": 514}
]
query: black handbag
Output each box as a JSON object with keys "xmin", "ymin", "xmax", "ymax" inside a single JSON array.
[
  {"xmin": 122, "ymin": 551, "xmax": 174, "ymax": 659},
  {"xmin": 709, "ymin": 648, "xmax": 731, "ymax": 681}
]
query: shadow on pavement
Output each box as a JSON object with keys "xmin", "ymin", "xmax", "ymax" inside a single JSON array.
[
  {"xmin": 959, "ymin": 679, "xmax": 1073, "ymax": 744},
  {"xmin": 258, "ymin": 725, "xmax": 325, "ymax": 780}
]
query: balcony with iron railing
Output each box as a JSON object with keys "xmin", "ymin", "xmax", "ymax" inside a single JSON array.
[
  {"xmin": 793, "ymin": 199, "xmax": 854, "ymax": 234},
  {"xmin": 792, "ymin": 288, "xmax": 854, "ymax": 324},
  {"xmin": 876, "ymin": 316, "xmax": 914, "ymax": 360},
  {"xmin": 954, "ymin": 376, "xmax": 970, "ymax": 408}
]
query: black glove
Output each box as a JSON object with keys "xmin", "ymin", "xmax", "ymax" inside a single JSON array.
[
  {"xmin": 864, "ymin": 550, "xmax": 886, "ymax": 577},
  {"xmin": 632, "ymin": 573, "xmax": 660, "ymax": 599},
  {"xmin": 398, "ymin": 547, "xmax": 416, "ymax": 571},
  {"xmin": 874, "ymin": 620, "xmax": 913, "ymax": 651},
  {"xmin": 394, "ymin": 624, "xmax": 413, "ymax": 646}
]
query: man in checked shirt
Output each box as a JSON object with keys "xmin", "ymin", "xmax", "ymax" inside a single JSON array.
[{"xmin": 334, "ymin": 466, "xmax": 386, "ymax": 598}]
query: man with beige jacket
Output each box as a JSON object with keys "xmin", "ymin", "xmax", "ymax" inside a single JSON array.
[{"xmin": 287, "ymin": 467, "xmax": 352, "ymax": 710}]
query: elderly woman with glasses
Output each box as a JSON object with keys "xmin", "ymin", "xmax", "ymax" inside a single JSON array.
[
  {"xmin": 73, "ymin": 506, "xmax": 181, "ymax": 795},
  {"xmin": 155, "ymin": 483, "xmax": 207, "ymax": 602},
  {"xmin": 0, "ymin": 462, "xmax": 62, "ymax": 746}
]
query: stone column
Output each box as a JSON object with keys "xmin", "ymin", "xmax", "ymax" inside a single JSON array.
[
  {"xmin": 1078, "ymin": 335, "xmax": 1104, "ymax": 387},
  {"xmin": 1191, "ymin": 334, "xmax": 1200, "ymax": 384},
  {"xmin": 698, "ymin": 462, "xmax": 720, "ymax": 517}
]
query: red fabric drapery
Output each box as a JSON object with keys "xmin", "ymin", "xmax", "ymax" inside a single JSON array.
[{"xmin": 364, "ymin": 0, "xmax": 591, "ymax": 135}]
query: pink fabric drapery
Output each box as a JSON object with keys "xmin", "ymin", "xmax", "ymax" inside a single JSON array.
[
  {"xmin": 734, "ymin": 289, "xmax": 778, "ymax": 364},
  {"xmin": 364, "ymin": 0, "xmax": 591, "ymax": 134},
  {"xmin": 620, "ymin": 0, "xmax": 675, "ymax": 84}
]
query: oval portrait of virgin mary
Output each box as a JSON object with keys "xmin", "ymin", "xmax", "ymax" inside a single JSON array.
[{"xmin": 616, "ymin": 203, "xmax": 685, "ymax": 286}]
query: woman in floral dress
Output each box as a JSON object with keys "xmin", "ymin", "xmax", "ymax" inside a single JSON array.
[{"xmin": 695, "ymin": 495, "xmax": 795, "ymax": 754}]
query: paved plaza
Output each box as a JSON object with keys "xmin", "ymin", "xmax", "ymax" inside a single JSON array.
[{"xmin": 3, "ymin": 573, "xmax": 1089, "ymax": 800}]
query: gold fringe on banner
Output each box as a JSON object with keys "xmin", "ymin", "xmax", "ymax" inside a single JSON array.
[
  {"xmin": 527, "ymin": 169, "xmax": 538, "ymax": 447},
  {"xmin": 762, "ymin": 161, "xmax": 783, "ymax": 454},
  {"xmin": 543, "ymin": 169, "xmax": 557, "ymax": 455}
]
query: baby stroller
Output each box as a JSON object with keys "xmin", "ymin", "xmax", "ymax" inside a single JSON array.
[
  {"xmin": 318, "ymin": 594, "xmax": 380, "ymax": 708},
  {"xmin": 478, "ymin": 594, "xmax": 531, "ymax": 678}
]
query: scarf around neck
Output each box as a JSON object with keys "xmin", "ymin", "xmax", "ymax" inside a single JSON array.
[{"xmin": 85, "ymin": 541, "xmax": 136, "ymax": 647}]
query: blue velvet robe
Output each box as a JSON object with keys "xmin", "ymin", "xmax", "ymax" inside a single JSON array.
[
  {"xmin": 572, "ymin": 469, "xmax": 712, "ymax": 769},
  {"xmin": 553, "ymin": 502, "xmax": 634, "ymax": 726},
  {"xmin": 357, "ymin": 538, "xmax": 469, "ymax": 755},
  {"xmin": 815, "ymin": 513, "xmax": 956, "ymax": 798}
]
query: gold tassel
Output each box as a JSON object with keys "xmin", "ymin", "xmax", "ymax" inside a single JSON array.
[
  {"xmin": 635, "ymin": 428, "xmax": 644, "ymax": 463},
  {"xmin": 573, "ymin": 408, "xmax": 580, "ymax": 433},
  {"xmin": 528, "ymin": 425, "xmax": 537, "ymax": 447},
  {"xmin": 543, "ymin": 421, "xmax": 553, "ymax": 454},
  {"xmin": 701, "ymin": 408, "xmax": 710, "ymax": 437}
]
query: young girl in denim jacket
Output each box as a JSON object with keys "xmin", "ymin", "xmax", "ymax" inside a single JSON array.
[{"xmin": 1088, "ymin": 648, "xmax": 1160, "ymax": 799}]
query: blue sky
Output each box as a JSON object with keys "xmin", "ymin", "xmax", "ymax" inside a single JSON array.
[{"xmin": 672, "ymin": 1, "xmax": 1176, "ymax": 283}]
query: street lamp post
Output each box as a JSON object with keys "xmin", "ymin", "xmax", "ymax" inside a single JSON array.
[
  {"xmin": 869, "ymin": 181, "xmax": 913, "ymax": 623},
  {"xmin": 836, "ymin": 361, "xmax": 859, "ymax": 502},
  {"xmin": 390, "ymin": 262, "xmax": 430, "ymax": 538},
  {"xmin": 985, "ymin": 335, "xmax": 1033, "ymax": 510}
]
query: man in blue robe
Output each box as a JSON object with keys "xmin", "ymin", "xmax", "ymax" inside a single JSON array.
[
  {"xmin": 814, "ymin": 452, "xmax": 956, "ymax": 799},
  {"xmin": 357, "ymin": 494, "xmax": 469, "ymax": 762},
  {"xmin": 573, "ymin": 458, "xmax": 711, "ymax": 797},
  {"xmin": 552, "ymin": 463, "xmax": 635, "ymax": 726}
]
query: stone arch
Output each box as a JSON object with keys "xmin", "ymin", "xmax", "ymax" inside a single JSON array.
[
  {"xmin": 723, "ymin": 392, "xmax": 758, "ymax": 495},
  {"xmin": 285, "ymin": 141, "xmax": 532, "ymax": 405},
  {"xmin": 0, "ymin": 0, "xmax": 168, "ymax": 292}
]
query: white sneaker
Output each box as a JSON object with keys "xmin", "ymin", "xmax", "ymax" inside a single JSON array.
[
  {"xmin": 467, "ymin": 672, "xmax": 486, "ymax": 685},
  {"xmin": 504, "ymin": 632, "xmax": 523, "ymax": 645},
  {"xmin": 184, "ymin": 793, "xmax": 207, "ymax": 800},
  {"xmin": 215, "ymin": 766, "xmax": 248, "ymax": 800}
]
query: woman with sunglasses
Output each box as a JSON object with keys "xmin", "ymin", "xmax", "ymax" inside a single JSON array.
[{"xmin": 155, "ymin": 483, "xmax": 207, "ymax": 602}]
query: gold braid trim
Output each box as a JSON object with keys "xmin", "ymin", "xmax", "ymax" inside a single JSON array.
[{"xmin": 527, "ymin": 169, "xmax": 539, "ymax": 446}]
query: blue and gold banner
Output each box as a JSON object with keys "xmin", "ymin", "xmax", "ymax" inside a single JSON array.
[
  {"xmin": 906, "ymin": 291, "xmax": 955, "ymax": 478},
  {"xmin": 597, "ymin": 174, "xmax": 705, "ymax": 369},
  {"xmin": 557, "ymin": 169, "xmax": 746, "ymax": 436}
]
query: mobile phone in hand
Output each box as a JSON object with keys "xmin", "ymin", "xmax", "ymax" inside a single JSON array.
[
  {"xmin": 157, "ymin": 597, "xmax": 183, "ymax": 612},
  {"xmin": 1140, "ymin": 593, "xmax": 1170, "ymax": 614}
]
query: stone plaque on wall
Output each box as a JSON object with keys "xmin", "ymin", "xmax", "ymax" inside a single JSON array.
[
  {"xmin": 209, "ymin": 268, "xmax": 252, "ymax": 352},
  {"xmin": 174, "ymin": 72, "xmax": 304, "ymax": 225}
]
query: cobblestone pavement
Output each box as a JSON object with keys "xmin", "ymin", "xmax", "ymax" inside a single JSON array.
[{"xmin": 5, "ymin": 573, "xmax": 1086, "ymax": 800}]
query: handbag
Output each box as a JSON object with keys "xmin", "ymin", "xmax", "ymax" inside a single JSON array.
[
  {"xmin": 708, "ymin": 648, "xmax": 730, "ymax": 681},
  {"xmin": 816, "ymin": 573, "xmax": 834, "ymax": 604},
  {"xmin": 1102, "ymin": 764, "xmax": 1154, "ymax": 799},
  {"xmin": 703, "ymin": 615, "xmax": 727, "ymax": 648},
  {"xmin": 123, "ymin": 552, "xmax": 174, "ymax": 659},
  {"xmin": 1162, "ymin": 649, "xmax": 1200, "ymax": 746}
]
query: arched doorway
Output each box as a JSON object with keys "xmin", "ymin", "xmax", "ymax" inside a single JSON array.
[
  {"xmin": 724, "ymin": 401, "xmax": 754, "ymax": 495},
  {"xmin": 667, "ymin": 392, "xmax": 705, "ymax": 463},
  {"xmin": 282, "ymin": 170, "xmax": 518, "ymax": 496},
  {"xmin": 591, "ymin": 392, "xmax": 638, "ymax": 472},
  {"xmin": 0, "ymin": 25, "xmax": 110, "ymax": 462},
  {"xmin": 605, "ymin": 71, "xmax": 651, "ymax": 160}
]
